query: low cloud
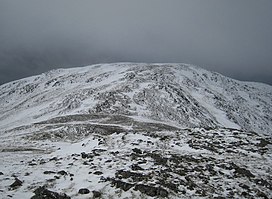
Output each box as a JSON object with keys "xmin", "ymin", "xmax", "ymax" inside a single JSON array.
[{"xmin": 0, "ymin": 0, "xmax": 271, "ymax": 85}]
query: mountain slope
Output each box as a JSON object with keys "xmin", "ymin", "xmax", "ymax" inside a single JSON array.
[
  {"xmin": 0, "ymin": 63, "xmax": 271, "ymax": 134},
  {"xmin": 0, "ymin": 63, "xmax": 271, "ymax": 198}
]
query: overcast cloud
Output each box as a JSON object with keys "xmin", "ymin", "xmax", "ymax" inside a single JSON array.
[{"xmin": 0, "ymin": 0, "xmax": 272, "ymax": 85}]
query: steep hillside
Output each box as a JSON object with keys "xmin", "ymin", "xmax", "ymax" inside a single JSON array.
[{"xmin": 0, "ymin": 63, "xmax": 271, "ymax": 134}]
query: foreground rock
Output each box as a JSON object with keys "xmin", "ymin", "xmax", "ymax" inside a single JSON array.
[
  {"xmin": 0, "ymin": 127, "xmax": 271, "ymax": 199},
  {"xmin": 78, "ymin": 188, "xmax": 90, "ymax": 194},
  {"xmin": 92, "ymin": 190, "xmax": 102, "ymax": 198},
  {"xmin": 31, "ymin": 186, "xmax": 71, "ymax": 199},
  {"xmin": 9, "ymin": 178, "xmax": 23, "ymax": 189}
]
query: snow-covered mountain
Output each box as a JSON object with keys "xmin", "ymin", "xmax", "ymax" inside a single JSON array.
[
  {"xmin": 0, "ymin": 63, "xmax": 271, "ymax": 134},
  {"xmin": 0, "ymin": 63, "xmax": 271, "ymax": 198}
]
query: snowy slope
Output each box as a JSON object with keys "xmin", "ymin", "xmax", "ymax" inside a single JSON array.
[
  {"xmin": 0, "ymin": 63, "xmax": 271, "ymax": 198},
  {"xmin": 0, "ymin": 63, "xmax": 271, "ymax": 134},
  {"xmin": 0, "ymin": 126, "xmax": 271, "ymax": 198}
]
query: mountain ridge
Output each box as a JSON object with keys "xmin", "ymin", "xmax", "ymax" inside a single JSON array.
[{"xmin": 0, "ymin": 63, "xmax": 271, "ymax": 135}]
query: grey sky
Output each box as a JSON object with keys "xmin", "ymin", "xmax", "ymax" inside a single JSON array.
[{"xmin": 0, "ymin": 0, "xmax": 272, "ymax": 85}]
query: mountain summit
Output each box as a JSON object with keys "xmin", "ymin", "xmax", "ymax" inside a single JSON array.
[
  {"xmin": 0, "ymin": 63, "xmax": 271, "ymax": 134},
  {"xmin": 0, "ymin": 63, "xmax": 271, "ymax": 198}
]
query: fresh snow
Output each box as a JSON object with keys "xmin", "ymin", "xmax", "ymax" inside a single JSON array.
[{"xmin": 0, "ymin": 63, "xmax": 271, "ymax": 198}]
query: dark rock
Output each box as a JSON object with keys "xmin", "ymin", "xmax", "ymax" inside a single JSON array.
[
  {"xmin": 137, "ymin": 160, "xmax": 147, "ymax": 164},
  {"xmin": 99, "ymin": 176, "xmax": 109, "ymax": 183},
  {"xmin": 234, "ymin": 166, "xmax": 255, "ymax": 178},
  {"xmin": 131, "ymin": 164, "xmax": 144, "ymax": 171},
  {"xmin": 162, "ymin": 182, "xmax": 179, "ymax": 193},
  {"xmin": 185, "ymin": 176, "xmax": 197, "ymax": 190},
  {"xmin": 92, "ymin": 190, "xmax": 101, "ymax": 198},
  {"xmin": 49, "ymin": 157, "xmax": 58, "ymax": 161},
  {"xmin": 93, "ymin": 149, "xmax": 107, "ymax": 155},
  {"xmin": 46, "ymin": 179, "xmax": 56, "ymax": 183},
  {"xmin": 227, "ymin": 191, "xmax": 235, "ymax": 197},
  {"xmin": 81, "ymin": 152, "xmax": 88, "ymax": 159},
  {"xmin": 148, "ymin": 153, "xmax": 168, "ymax": 165},
  {"xmin": 175, "ymin": 169, "xmax": 186, "ymax": 176},
  {"xmin": 44, "ymin": 171, "xmax": 56, "ymax": 175},
  {"xmin": 256, "ymin": 190, "xmax": 268, "ymax": 199},
  {"xmin": 83, "ymin": 161, "xmax": 89, "ymax": 165},
  {"xmin": 132, "ymin": 148, "xmax": 142, "ymax": 154},
  {"xmin": 57, "ymin": 170, "xmax": 67, "ymax": 176},
  {"xmin": 134, "ymin": 184, "xmax": 168, "ymax": 197},
  {"xmin": 256, "ymin": 138, "xmax": 270, "ymax": 147},
  {"xmin": 218, "ymin": 163, "xmax": 234, "ymax": 170},
  {"xmin": 0, "ymin": 172, "xmax": 4, "ymax": 175},
  {"xmin": 116, "ymin": 170, "xmax": 149, "ymax": 182},
  {"xmin": 239, "ymin": 183, "xmax": 250, "ymax": 190},
  {"xmin": 10, "ymin": 178, "xmax": 23, "ymax": 189},
  {"xmin": 205, "ymin": 164, "xmax": 217, "ymax": 175},
  {"xmin": 241, "ymin": 191, "xmax": 249, "ymax": 197},
  {"xmin": 78, "ymin": 188, "xmax": 90, "ymax": 194},
  {"xmin": 31, "ymin": 186, "xmax": 70, "ymax": 199},
  {"xmin": 254, "ymin": 178, "xmax": 272, "ymax": 190},
  {"xmin": 39, "ymin": 159, "xmax": 46, "ymax": 164},
  {"xmin": 160, "ymin": 136, "xmax": 169, "ymax": 141},
  {"xmin": 93, "ymin": 171, "xmax": 103, "ymax": 175},
  {"xmin": 112, "ymin": 180, "xmax": 134, "ymax": 191},
  {"xmin": 197, "ymin": 189, "xmax": 207, "ymax": 197}
]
